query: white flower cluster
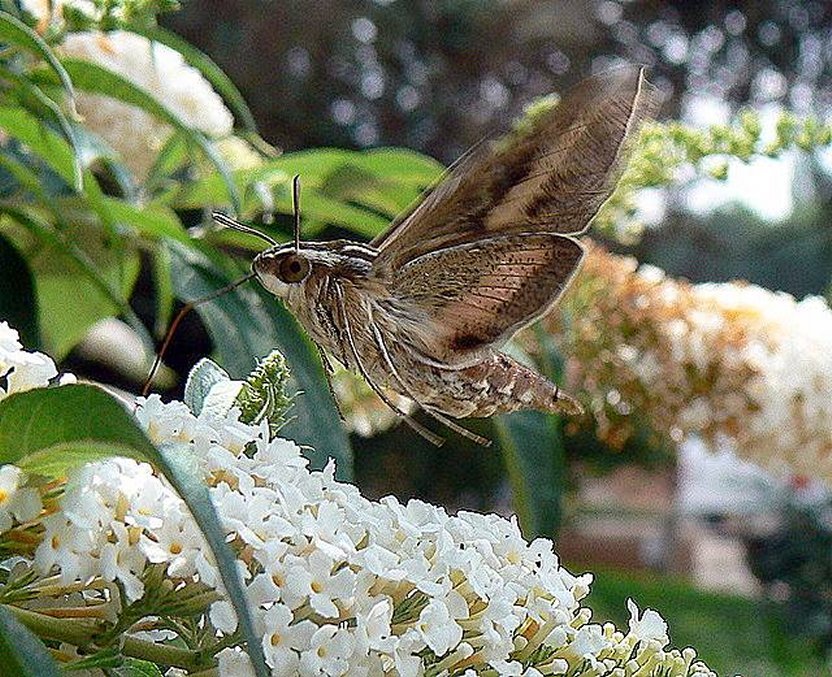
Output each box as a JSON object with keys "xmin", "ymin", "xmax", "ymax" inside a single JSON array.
[
  {"xmin": 22, "ymin": 396, "xmax": 708, "ymax": 675},
  {"xmin": 0, "ymin": 326, "xmax": 713, "ymax": 675},
  {"xmin": 56, "ymin": 29, "xmax": 234, "ymax": 180},
  {"xmin": 0, "ymin": 321, "xmax": 58, "ymax": 397},
  {"xmin": 659, "ymin": 276, "xmax": 832, "ymax": 480}
]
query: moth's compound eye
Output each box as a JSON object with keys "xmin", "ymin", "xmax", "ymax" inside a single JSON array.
[{"xmin": 277, "ymin": 253, "xmax": 311, "ymax": 283}]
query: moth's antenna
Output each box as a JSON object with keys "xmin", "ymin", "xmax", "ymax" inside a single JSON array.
[
  {"xmin": 292, "ymin": 174, "xmax": 301, "ymax": 252},
  {"xmin": 212, "ymin": 212, "xmax": 278, "ymax": 247},
  {"xmin": 141, "ymin": 272, "xmax": 257, "ymax": 398}
]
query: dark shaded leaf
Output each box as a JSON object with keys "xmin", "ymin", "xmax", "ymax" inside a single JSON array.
[
  {"xmin": 0, "ymin": 231, "xmax": 39, "ymax": 348},
  {"xmin": 495, "ymin": 410, "xmax": 564, "ymax": 538},
  {"xmin": 0, "ymin": 605, "xmax": 61, "ymax": 677}
]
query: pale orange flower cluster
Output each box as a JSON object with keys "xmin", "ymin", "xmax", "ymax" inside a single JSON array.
[{"xmin": 549, "ymin": 242, "xmax": 832, "ymax": 478}]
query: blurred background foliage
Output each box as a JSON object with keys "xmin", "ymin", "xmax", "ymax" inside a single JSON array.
[{"xmin": 3, "ymin": 0, "xmax": 832, "ymax": 673}]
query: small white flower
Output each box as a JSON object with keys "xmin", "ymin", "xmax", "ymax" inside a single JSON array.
[
  {"xmin": 99, "ymin": 522, "xmax": 146, "ymax": 602},
  {"xmin": 216, "ymin": 647, "xmax": 255, "ymax": 677},
  {"xmin": 355, "ymin": 598, "xmax": 395, "ymax": 654},
  {"xmin": 0, "ymin": 466, "xmax": 41, "ymax": 532},
  {"xmin": 569, "ymin": 624, "xmax": 610, "ymax": 659},
  {"xmin": 140, "ymin": 511, "xmax": 204, "ymax": 578},
  {"xmin": 210, "ymin": 600, "xmax": 238, "ymax": 635},
  {"xmin": 0, "ymin": 322, "xmax": 57, "ymax": 399},
  {"xmin": 299, "ymin": 624, "xmax": 355, "ymax": 676},
  {"xmin": 34, "ymin": 514, "xmax": 95, "ymax": 585},
  {"xmin": 416, "ymin": 599, "xmax": 463, "ymax": 656},
  {"xmin": 627, "ymin": 598, "xmax": 668, "ymax": 642},
  {"xmin": 260, "ymin": 603, "xmax": 316, "ymax": 676},
  {"xmin": 284, "ymin": 550, "xmax": 354, "ymax": 618}
]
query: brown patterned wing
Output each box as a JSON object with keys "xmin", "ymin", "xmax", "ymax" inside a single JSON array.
[
  {"xmin": 371, "ymin": 66, "xmax": 660, "ymax": 275},
  {"xmin": 387, "ymin": 234, "xmax": 583, "ymax": 366}
]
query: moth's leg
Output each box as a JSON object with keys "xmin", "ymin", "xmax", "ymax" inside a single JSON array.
[
  {"xmin": 366, "ymin": 312, "xmax": 492, "ymax": 448},
  {"xmin": 313, "ymin": 342, "xmax": 347, "ymax": 423},
  {"xmin": 333, "ymin": 284, "xmax": 445, "ymax": 447}
]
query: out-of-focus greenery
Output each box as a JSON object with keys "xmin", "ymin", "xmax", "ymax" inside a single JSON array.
[{"xmin": 587, "ymin": 567, "xmax": 828, "ymax": 676}]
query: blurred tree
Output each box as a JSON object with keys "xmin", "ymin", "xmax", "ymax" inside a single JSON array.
[{"xmin": 164, "ymin": 0, "xmax": 832, "ymax": 162}]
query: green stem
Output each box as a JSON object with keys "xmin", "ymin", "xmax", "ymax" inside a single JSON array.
[
  {"xmin": 4, "ymin": 604, "xmax": 211, "ymax": 671},
  {"xmin": 122, "ymin": 634, "xmax": 211, "ymax": 671},
  {"xmin": 4, "ymin": 603, "xmax": 101, "ymax": 645}
]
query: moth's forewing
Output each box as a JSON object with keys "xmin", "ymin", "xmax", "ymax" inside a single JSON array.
[{"xmin": 371, "ymin": 66, "xmax": 660, "ymax": 273}]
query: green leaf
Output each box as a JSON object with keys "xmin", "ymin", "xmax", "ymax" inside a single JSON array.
[
  {"xmin": 0, "ymin": 105, "xmax": 76, "ymax": 186},
  {"xmin": 53, "ymin": 59, "xmax": 241, "ymax": 212},
  {"xmin": 167, "ymin": 243, "xmax": 353, "ymax": 479},
  {"xmin": 0, "ymin": 204, "xmax": 147, "ymax": 358},
  {"xmin": 129, "ymin": 24, "xmax": 258, "ymax": 133},
  {"xmin": 0, "ymin": 231, "xmax": 39, "ymax": 348},
  {"xmin": 0, "ymin": 605, "xmax": 61, "ymax": 677},
  {"xmin": 112, "ymin": 658, "xmax": 164, "ymax": 677},
  {"xmin": 0, "ymin": 384, "xmax": 157, "ymax": 474},
  {"xmin": 98, "ymin": 196, "xmax": 189, "ymax": 243},
  {"xmin": 0, "ymin": 10, "xmax": 76, "ymax": 106},
  {"xmin": 167, "ymin": 147, "xmax": 443, "ymax": 241},
  {"xmin": 184, "ymin": 358, "xmax": 231, "ymax": 416},
  {"xmin": 495, "ymin": 410, "xmax": 564, "ymax": 538},
  {"xmin": 0, "ymin": 66, "xmax": 83, "ymax": 190}
]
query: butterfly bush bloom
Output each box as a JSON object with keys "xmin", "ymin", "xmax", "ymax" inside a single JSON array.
[
  {"xmin": 0, "ymin": 331, "xmax": 714, "ymax": 675},
  {"xmin": 549, "ymin": 242, "xmax": 832, "ymax": 480},
  {"xmin": 55, "ymin": 30, "xmax": 234, "ymax": 180}
]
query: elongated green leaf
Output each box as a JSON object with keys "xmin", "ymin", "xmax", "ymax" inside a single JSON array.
[
  {"xmin": 129, "ymin": 24, "xmax": 258, "ymax": 133},
  {"xmin": 167, "ymin": 243, "xmax": 353, "ymax": 479},
  {"xmin": 495, "ymin": 410, "xmax": 564, "ymax": 538},
  {"xmin": 113, "ymin": 658, "xmax": 164, "ymax": 676},
  {"xmin": 167, "ymin": 147, "xmax": 441, "ymax": 239},
  {"xmin": 0, "ymin": 384, "xmax": 270, "ymax": 677},
  {"xmin": 0, "ymin": 67, "xmax": 83, "ymax": 190},
  {"xmin": 55, "ymin": 58, "xmax": 240, "ymax": 212},
  {"xmin": 98, "ymin": 196, "xmax": 189, "ymax": 243},
  {"xmin": 0, "ymin": 384, "xmax": 156, "ymax": 473},
  {"xmin": 0, "ymin": 106, "xmax": 76, "ymax": 186},
  {"xmin": 0, "ymin": 605, "xmax": 61, "ymax": 677},
  {"xmin": 154, "ymin": 442, "xmax": 269, "ymax": 677},
  {"xmin": 0, "ymin": 10, "xmax": 76, "ymax": 105},
  {"xmin": 0, "ymin": 232, "xmax": 39, "ymax": 348}
]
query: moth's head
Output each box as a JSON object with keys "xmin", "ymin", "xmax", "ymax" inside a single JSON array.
[{"xmin": 252, "ymin": 244, "xmax": 316, "ymax": 298}]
